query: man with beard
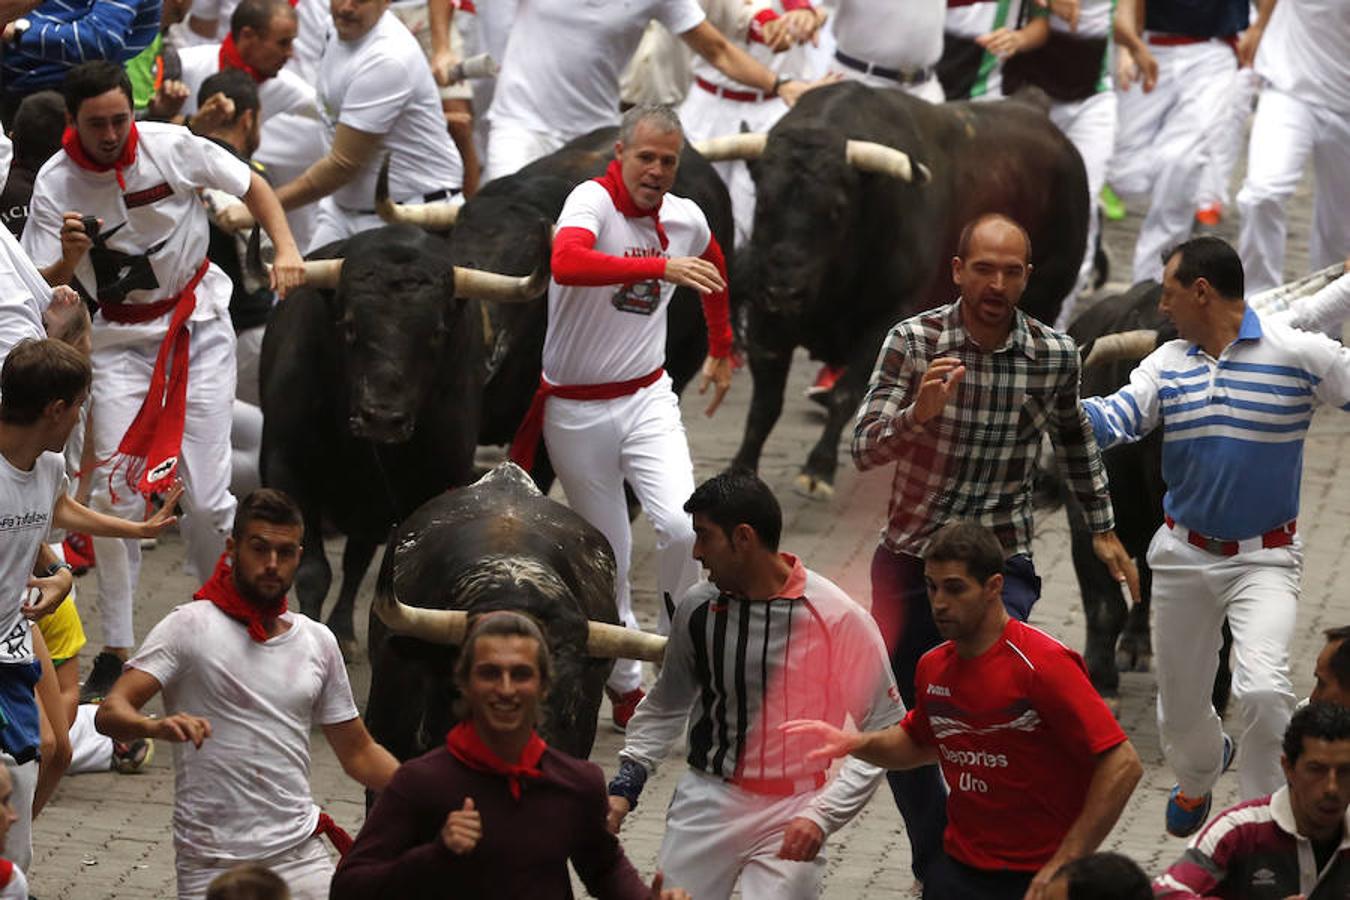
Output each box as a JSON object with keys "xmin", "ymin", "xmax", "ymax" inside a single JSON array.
[
  {"xmin": 95, "ymin": 489, "xmax": 399, "ymax": 900},
  {"xmin": 850, "ymin": 212, "xmax": 1137, "ymax": 883}
]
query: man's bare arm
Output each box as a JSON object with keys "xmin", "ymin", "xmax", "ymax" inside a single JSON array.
[{"xmin": 780, "ymin": 719, "xmax": 939, "ymax": 770}]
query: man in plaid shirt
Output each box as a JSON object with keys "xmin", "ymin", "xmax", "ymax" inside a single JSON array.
[{"xmin": 850, "ymin": 212, "xmax": 1138, "ymax": 884}]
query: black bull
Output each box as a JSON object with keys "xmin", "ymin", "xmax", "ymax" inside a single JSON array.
[
  {"xmin": 364, "ymin": 464, "xmax": 627, "ymax": 761},
  {"xmin": 725, "ymin": 82, "xmax": 1088, "ymax": 496}
]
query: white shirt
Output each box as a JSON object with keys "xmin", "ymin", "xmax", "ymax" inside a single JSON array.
[
  {"xmin": 0, "ymin": 452, "xmax": 67, "ymax": 666},
  {"xmin": 1255, "ymin": 0, "xmax": 1350, "ymax": 113},
  {"xmin": 176, "ymin": 44, "xmax": 318, "ymax": 121},
  {"xmin": 0, "ymin": 227, "xmax": 50, "ymax": 360},
  {"xmin": 488, "ymin": 0, "xmax": 705, "ymax": 138},
  {"xmin": 22, "ymin": 123, "xmax": 251, "ymax": 350},
  {"xmin": 833, "ymin": 0, "xmax": 944, "ymax": 70},
  {"xmin": 317, "ymin": 10, "xmax": 463, "ymax": 209},
  {"xmin": 287, "ymin": 0, "xmax": 331, "ymax": 84},
  {"xmin": 543, "ymin": 180, "xmax": 711, "ymax": 385},
  {"xmin": 128, "ymin": 601, "xmax": 359, "ymax": 861}
]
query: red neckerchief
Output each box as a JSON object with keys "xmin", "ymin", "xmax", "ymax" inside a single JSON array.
[
  {"xmin": 594, "ymin": 158, "xmax": 668, "ymax": 250},
  {"xmin": 446, "ymin": 721, "xmax": 547, "ymax": 800},
  {"xmin": 61, "ymin": 122, "xmax": 138, "ymax": 190},
  {"xmin": 218, "ymin": 33, "xmax": 267, "ymax": 83},
  {"xmin": 193, "ymin": 551, "xmax": 286, "ymax": 643}
]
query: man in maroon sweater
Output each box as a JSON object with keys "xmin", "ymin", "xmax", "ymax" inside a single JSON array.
[{"xmin": 331, "ymin": 612, "xmax": 689, "ymax": 899}]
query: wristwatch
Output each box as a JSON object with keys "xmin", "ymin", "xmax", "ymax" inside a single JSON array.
[
  {"xmin": 8, "ymin": 18, "xmax": 30, "ymax": 44},
  {"xmin": 769, "ymin": 74, "xmax": 791, "ymax": 97},
  {"xmin": 45, "ymin": 561, "xmax": 72, "ymax": 577}
]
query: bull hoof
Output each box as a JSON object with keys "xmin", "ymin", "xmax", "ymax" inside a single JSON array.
[
  {"xmin": 1115, "ymin": 643, "xmax": 1152, "ymax": 673},
  {"xmin": 792, "ymin": 474, "xmax": 835, "ymax": 501}
]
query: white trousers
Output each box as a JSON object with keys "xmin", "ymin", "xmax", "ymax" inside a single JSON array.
[
  {"xmin": 176, "ymin": 835, "xmax": 334, "ymax": 900},
  {"xmin": 1050, "ymin": 89, "xmax": 1118, "ymax": 318},
  {"xmin": 483, "ymin": 119, "xmax": 567, "ymax": 185},
  {"xmin": 1237, "ymin": 87, "xmax": 1350, "ymax": 296},
  {"xmin": 679, "ymin": 85, "xmax": 789, "ymax": 248},
  {"xmin": 1111, "ymin": 41, "xmax": 1237, "ymax": 283},
  {"xmin": 543, "ymin": 377, "xmax": 701, "ymax": 694},
  {"xmin": 90, "ymin": 316, "xmax": 238, "ymax": 649},
  {"xmin": 310, "ymin": 199, "xmax": 385, "ymax": 252},
  {"xmin": 1196, "ymin": 66, "xmax": 1259, "ymax": 210},
  {"xmin": 1147, "ymin": 524, "xmax": 1300, "ymax": 801},
  {"xmin": 67, "ymin": 703, "xmax": 112, "ymax": 775},
  {"xmin": 1, "ymin": 754, "xmax": 36, "ymax": 871},
  {"xmin": 659, "ymin": 769, "xmax": 827, "ymax": 900},
  {"xmin": 231, "ymin": 399, "xmax": 263, "ymax": 499}
]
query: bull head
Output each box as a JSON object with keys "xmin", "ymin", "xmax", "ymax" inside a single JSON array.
[{"xmin": 375, "ymin": 155, "xmax": 464, "ymax": 230}]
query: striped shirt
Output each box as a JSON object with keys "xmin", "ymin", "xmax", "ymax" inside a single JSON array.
[
  {"xmin": 620, "ymin": 556, "xmax": 903, "ymax": 834},
  {"xmin": 1153, "ymin": 786, "xmax": 1350, "ymax": 898},
  {"xmin": 2, "ymin": 0, "xmax": 161, "ymax": 94},
  {"xmin": 853, "ymin": 300, "xmax": 1114, "ymax": 559},
  {"xmin": 1083, "ymin": 308, "xmax": 1350, "ymax": 541}
]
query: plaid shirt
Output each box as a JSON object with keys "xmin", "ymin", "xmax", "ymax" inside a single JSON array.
[{"xmin": 852, "ymin": 300, "xmax": 1114, "ymax": 557}]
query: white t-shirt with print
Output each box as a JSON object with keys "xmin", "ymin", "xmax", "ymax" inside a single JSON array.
[
  {"xmin": 128, "ymin": 601, "xmax": 359, "ymax": 861},
  {"xmin": 488, "ymin": 0, "xmax": 705, "ymax": 138},
  {"xmin": 0, "ymin": 452, "xmax": 67, "ymax": 666},
  {"xmin": 316, "ymin": 10, "xmax": 463, "ymax": 210},
  {"xmin": 21, "ymin": 123, "xmax": 252, "ymax": 351},
  {"xmin": 175, "ymin": 44, "xmax": 318, "ymax": 121},
  {"xmin": 543, "ymin": 180, "xmax": 712, "ymax": 386}
]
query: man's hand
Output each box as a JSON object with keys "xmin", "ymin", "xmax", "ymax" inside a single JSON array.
[
  {"xmin": 188, "ymin": 91, "xmax": 236, "ymax": 134},
  {"xmin": 431, "ymin": 48, "xmax": 458, "ymax": 85},
  {"xmin": 42, "ymin": 284, "xmax": 84, "ymax": 337},
  {"xmin": 606, "ymin": 795, "xmax": 631, "ymax": 834},
  {"xmin": 777, "ymin": 817, "xmax": 825, "ymax": 861},
  {"xmin": 1115, "ymin": 45, "xmax": 1158, "ymax": 93},
  {"xmin": 151, "ymin": 712, "xmax": 213, "ymax": 748},
  {"xmin": 138, "ymin": 483, "xmax": 183, "ymax": 539},
  {"xmin": 1023, "ymin": 857, "xmax": 1062, "ymax": 899},
  {"xmin": 1236, "ymin": 23, "xmax": 1264, "ymax": 67},
  {"xmin": 699, "ymin": 354, "xmax": 733, "ymax": 417},
  {"xmin": 777, "ymin": 72, "xmax": 841, "ymax": 107},
  {"xmin": 216, "ymin": 203, "xmax": 256, "ymax": 234},
  {"xmin": 22, "ymin": 568, "xmax": 73, "ymax": 620},
  {"xmin": 779, "ymin": 719, "xmax": 860, "ymax": 765},
  {"xmin": 912, "ymin": 357, "xmax": 965, "ymax": 424},
  {"xmin": 780, "ymin": 7, "xmax": 826, "ymax": 45},
  {"xmin": 976, "ymin": 27, "xmax": 1025, "ymax": 59},
  {"xmin": 648, "ymin": 870, "xmax": 691, "ymax": 900},
  {"xmin": 1037, "ymin": 0, "xmax": 1079, "ymax": 30},
  {"xmin": 269, "ymin": 245, "xmax": 305, "ymax": 298},
  {"xmin": 442, "ymin": 797, "xmax": 482, "ymax": 855},
  {"xmin": 59, "ymin": 212, "xmax": 94, "ymax": 266},
  {"xmin": 146, "ymin": 79, "xmax": 190, "ymax": 121},
  {"xmin": 760, "ymin": 16, "xmax": 795, "ymax": 52},
  {"xmin": 1090, "ymin": 531, "xmax": 1140, "ymax": 604},
  {"xmin": 662, "ymin": 257, "xmax": 726, "ymax": 294}
]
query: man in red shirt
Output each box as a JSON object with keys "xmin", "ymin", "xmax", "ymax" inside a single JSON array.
[{"xmin": 785, "ymin": 522, "xmax": 1143, "ymax": 899}]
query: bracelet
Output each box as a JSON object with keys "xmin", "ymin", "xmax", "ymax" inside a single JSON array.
[
  {"xmin": 45, "ymin": 561, "xmax": 72, "ymax": 577},
  {"xmin": 607, "ymin": 759, "xmax": 649, "ymax": 810},
  {"xmin": 769, "ymin": 75, "xmax": 791, "ymax": 97}
]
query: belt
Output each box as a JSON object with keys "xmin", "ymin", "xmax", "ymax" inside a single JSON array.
[
  {"xmin": 695, "ymin": 76, "xmax": 767, "ymax": 103},
  {"xmin": 344, "ymin": 187, "xmax": 459, "ymax": 217},
  {"xmin": 834, "ymin": 50, "xmax": 933, "ymax": 86},
  {"xmin": 1164, "ymin": 515, "xmax": 1296, "ymax": 556},
  {"xmin": 509, "ymin": 367, "xmax": 665, "ymax": 471},
  {"xmin": 1146, "ymin": 32, "xmax": 1238, "ymax": 52},
  {"xmin": 728, "ymin": 771, "xmax": 828, "ymax": 797},
  {"xmin": 99, "ymin": 258, "xmax": 210, "ymax": 325}
]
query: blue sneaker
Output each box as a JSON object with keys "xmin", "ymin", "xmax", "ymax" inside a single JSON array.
[{"xmin": 1166, "ymin": 733, "xmax": 1236, "ymax": 838}]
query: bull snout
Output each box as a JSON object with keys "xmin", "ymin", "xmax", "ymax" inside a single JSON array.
[
  {"xmin": 348, "ymin": 408, "xmax": 415, "ymax": 443},
  {"xmin": 759, "ymin": 282, "xmax": 809, "ymax": 317}
]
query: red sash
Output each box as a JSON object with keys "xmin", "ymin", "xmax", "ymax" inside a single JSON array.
[
  {"xmin": 508, "ymin": 367, "xmax": 664, "ymax": 470},
  {"xmin": 313, "ymin": 812, "xmax": 354, "ymax": 857},
  {"xmin": 445, "ymin": 721, "xmax": 546, "ymax": 801}
]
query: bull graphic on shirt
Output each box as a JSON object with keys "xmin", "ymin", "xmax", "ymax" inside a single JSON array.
[
  {"xmin": 80, "ymin": 221, "xmax": 166, "ymax": 305},
  {"xmin": 611, "ymin": 279, "xmax": 661, "ymax": 316}
]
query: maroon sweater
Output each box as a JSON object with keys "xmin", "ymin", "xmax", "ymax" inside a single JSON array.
[{"xmin": 331, "ymin": 746, "xmax": 650, "ymax": 899}]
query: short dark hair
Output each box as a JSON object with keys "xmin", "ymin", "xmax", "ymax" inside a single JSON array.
[
  {"xmin": 956, "ymin": 213, "xmax": 1032, "ymax": 263},
  {"xmin": 231, "ymin": 489, "xmax": 303, "ymax": 542},
  {"xmin": 683, "ymin": 470, "xmax": 782, "ymax": 551},
  {"xmin": 63, "ymin": 61, "xmax": 134, "ymax": 118},
  {"xmin": 230, "ymin": 0, "xmax": 296, "ymax": 39},
  {"xmin": 453, "ymin": 610, "xmax": 553, "ymax": 698},
  {"xmin": 0, "ymin": 339, "xmax": 91, "ymax": 425},
  {"xmin": 1283, "ymin": 702, "xmax": 1350, "ymax": 766},
  {"xmin": 11, "ymin": 91, "xmax": 66, "ymax": 170},
  {"xmin": 206, "ymin": 863, "xmax": 290, "ymax": 900},
  {"xmin": 1053, "ymin": 852, "xmax": 1151, "ymax": 900},
  {"xmin": 198, "ymin": 69, "xmax": 260, "ymax": 122},
  {"xmin": 924, "ymin": 522, "xmax": 1004, "ymax": 584},
  {"xmin": 1326, "ymin": 626, "xmax": 1350, "ymax": 695},
  {"xmin": 1162, "ymin": 235, "xmax": 1244, "ymax": 300}
]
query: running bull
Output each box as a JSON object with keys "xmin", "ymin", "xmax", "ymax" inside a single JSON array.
[
  {"xmin": 365, "ymin": 462, "xmax": 666, "ymax": 760},
  {"xmin": 376, "ymin": 127, "xmax": 734, "ymax": 488},
  {"xmin": 697, "ymin": 81, "xmax": 1088, "ymax": 498},
  {"xmin": 257, "ymin": 225, "xmax": 547, "ymax": 656}
]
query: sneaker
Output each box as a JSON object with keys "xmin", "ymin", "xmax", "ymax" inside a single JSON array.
[
  {"xmin": 805, "ymin": 364, "xmax": 846, "ymax": 407},
  {"xmin": 606, "ymin": 687, "xmax": 645, "ymax": 733},
  {"xmin": 61, "ymin": 532, "xmax": 95, "ymax": 575},
  {"xmin": 79, "ymin": 651, "xmax": 124, "ymax": 704},
  {"xmin": 1100, "ymin": 184, "xmax": 1126, "ymax": 221},
  {"xmin": 111, "ymin": 737, "xmax": 153, "ymax": 774},
  {"xmin": 1195, "ymin": 203, "xmax": 1223, "ymax": 228},
  {"xmin": 1165, "ymin": 733, "xmax": 1236, "ymax": 838}
]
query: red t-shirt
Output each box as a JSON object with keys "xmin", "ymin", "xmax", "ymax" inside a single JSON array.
[{"xmin": 900, "ymin": 619, "xmax": 1126, "ymax": 872}]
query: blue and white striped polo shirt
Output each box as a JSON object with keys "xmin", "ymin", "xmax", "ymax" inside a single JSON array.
[{"xmin": 1083, "ymin": 308, "xmax": 1350, "ymax": 541}]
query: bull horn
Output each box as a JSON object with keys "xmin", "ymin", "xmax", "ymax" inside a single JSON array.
[
  {"xmin": 1083, "ymin": 329, "xmax": 1160, "ymax": 367},
  {"xmin": 376, "ymin": 154, "xmax": 462, "ymax": 230},
  {"xmin": 693, "ymin": 132, "xmax": 768, "ymax": 162},
  {"xmin": 373, "ymin": 582, "xmax": 666, "ymax": 661},
  {"xmin": 1247, "ymin": 261, "xmax": 1348, "ymax": 317},
  {"xmin": 246, "ymin": 226, "xmax": 344, "ymax": 289},
  {"xmin": 452, "ymin": 265, "xmax": 547, "ymax": 304},
  {"xmin": 844, "ymin": 140, "xmax": 929, "ymax": 184}
]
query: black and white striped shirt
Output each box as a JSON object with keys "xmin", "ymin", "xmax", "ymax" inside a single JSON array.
[{"xmin": 620, "ymin": 556, "xmax": 903, "ymax": 832}]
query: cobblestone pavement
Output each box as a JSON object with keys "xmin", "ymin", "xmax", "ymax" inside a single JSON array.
[{"xmin": 31, "ymin": 163, "xmax": 1334, "ymax": 897}]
